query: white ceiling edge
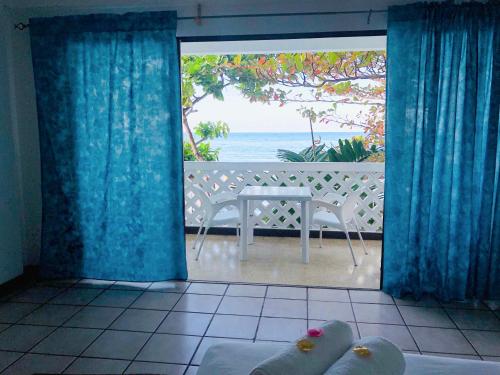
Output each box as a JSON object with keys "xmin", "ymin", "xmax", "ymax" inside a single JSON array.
[{"xmin": 181, "ymin": 36, "xmax": 386, "ymax": 55}]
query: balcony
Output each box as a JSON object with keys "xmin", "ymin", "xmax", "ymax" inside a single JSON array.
[{"xmin": 184, "ymin": 161, "xmax": 384, "ymax": 288}]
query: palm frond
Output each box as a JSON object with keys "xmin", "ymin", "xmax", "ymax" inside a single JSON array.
[{"xmin": 277, "ymin": 149, "xmax": 306, "ymax": 162}]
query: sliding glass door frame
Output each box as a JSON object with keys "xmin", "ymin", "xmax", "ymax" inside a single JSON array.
[{"xmin": 176, "ymin": 29, "xmax": 387, "ymax": 289}]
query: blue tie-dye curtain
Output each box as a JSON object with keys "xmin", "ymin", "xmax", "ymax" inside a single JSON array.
[
  {"xmin": 383, "ymin": 3, "xmax": 499, "ymax": 301},
  {"xmin": 30, "ymin": 12, "xmax": 187, "ymax": 281}
]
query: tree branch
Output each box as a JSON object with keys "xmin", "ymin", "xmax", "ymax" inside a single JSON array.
[{"xmin": 267, "ymin": 98, "xmax": 385, "ymax": 106}]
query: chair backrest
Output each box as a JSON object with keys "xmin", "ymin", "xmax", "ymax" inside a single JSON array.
[
  {"xmin": 322, "ymin": 192, "xmax": 345, "ymax": 205},
  {"xmin": 341, "ymin": 194, "xmax": 358, "ymax": 223},
  {"xmin": 192, "ymin": 184, "xmax": 213, "ymax": 216},
  {"xmin": 310, "ymin": 192, "xmax": 344, "ymax": 223}
]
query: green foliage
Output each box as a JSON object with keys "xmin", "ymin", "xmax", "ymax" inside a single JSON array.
[
  {"xmin": 181, "ymin": 54, "xmax": 270, "ymax": 111},
  {"xmin": 364, "ymin": 151, "xmax": 385, "ymax": 162},
  {"xmin": 241, "ymin": 51, "xmax": 386, "ymax": 146},
  {"xmin": 181, "ymin": 55, "xmax": 269, "ymax": 161},
  {"xmin": 299, "ymin": 107, "xmax": 319, "ymax": 123},
  {"xmin": 277, "ymin": 144, "xmax": 329, "ymax": 162},
  {"xmin": 277, "ymin": 138, "xmax": 378, "ymax": 163},
  {"xmin": 183, "ymin": 121, "xmax": 229, "ymax": 161},
  {"xmin": 327, "ymin": 138, "xmax": 374, "ymax": 162},
  {"xmin": 181, "ymin": 55, "xmax": 229, "ymax": 108},
  {"xmin": 194, "ymin": 121, "xmax": 229, "ymax": 144},
  {"xmin": 184, "ymin": 141, "xmax": 219, "ymax": 161},
  {"xmin": 181, "ymin": 51, "xmax": 386, "ymax": 161}
]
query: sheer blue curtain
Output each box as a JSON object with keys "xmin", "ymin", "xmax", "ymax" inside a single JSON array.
[
  {"xmin": 383, "ymin": 3, "xmax": 499, "ymax": 300},
  {"xmin": 30, "ymin": 12, "xmax": 187, "ymax": 281}
]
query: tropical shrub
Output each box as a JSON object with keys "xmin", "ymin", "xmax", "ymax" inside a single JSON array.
[
  {"xmin": 183, "ymin": 121, "xmax": 229, "ymax": 161},
  {"xmin": 193, "ymin": 121, "xmax": 229, "ymax": 143},
  {"xmin": 277, "ymin": 138, "xmax": 379, "ymax": 163},
  {"xmin": 184, "ymin": 142, "xmax": 219, "ymax": 161},
  {"xmin": 277, "ymin": 144, "xmax": 328, "ymax": 162},
  {"xmin": 327, "ymin": 138, "xmax": 377, "ymax": 162}
]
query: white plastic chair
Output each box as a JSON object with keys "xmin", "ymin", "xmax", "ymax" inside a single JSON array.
[
  {"xmin": 310, "ymin": 192, "xmax": 368, "ymax": 266},
  {"xmin": 191, "ymin": 185, "xmax": 241, "ymax": 260}
]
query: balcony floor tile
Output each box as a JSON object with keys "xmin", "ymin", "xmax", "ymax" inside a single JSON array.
[{"xmin": 186, "ymin": 234, "xmax": 381, "ymax": 289}]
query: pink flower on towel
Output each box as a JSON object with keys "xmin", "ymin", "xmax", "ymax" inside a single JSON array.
[{"xmin": 307, "ymin": 328, "xmax": 324, "ymax": 337}]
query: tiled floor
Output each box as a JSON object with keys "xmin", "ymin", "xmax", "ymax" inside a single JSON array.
[
  {"xmin": 186, "ymin": 234, "xmax": 382, "ymax": 288},
  {"xmin": 0, "ymin": 280, "xmax": 499, "ymax": 374}
]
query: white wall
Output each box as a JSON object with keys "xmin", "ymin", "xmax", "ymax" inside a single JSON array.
[
  {"xmin": 0, "ymin": 7, "xmax": 24, "ymax": 283},
  {"xmin": 9, "ymin": 21, "xmax": 41, "ymax": 266},
  {"xmin": 5, "ymin": 0, "xmax": 398, "ymax": 34},
  {"xmin": 0, "ymin": 0, "xmax": 421, "ymax": 273}
]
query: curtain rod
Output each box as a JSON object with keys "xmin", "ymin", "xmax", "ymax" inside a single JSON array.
[{"xmin": 14, "ymin": 8, "xmax": 385, "ymax": 31}]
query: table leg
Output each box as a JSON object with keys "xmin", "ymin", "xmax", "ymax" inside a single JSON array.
[
  {"xmin": 240, "ymin": 199, "xmax": 248, "ymax": 261},
  {"xmin": 248, "ymin": 201, "xmax": 254, "ymax": 244},
  {"xmin": 301, "ymin": 200, "xmax": 310, "ymax": 264}
]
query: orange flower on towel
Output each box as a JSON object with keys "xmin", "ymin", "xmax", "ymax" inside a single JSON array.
[
  {"xmin": 296, "ymin": 339, "xmax": 315, "ymax": 352},
  {"xmin": 353, "ymin": 345, "xmax": 371, "ymax": 357}
]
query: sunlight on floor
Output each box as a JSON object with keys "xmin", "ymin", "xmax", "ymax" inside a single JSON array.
[{"xmin": 186, "ymin": 234, "xmax": 381, "ymax": 288}]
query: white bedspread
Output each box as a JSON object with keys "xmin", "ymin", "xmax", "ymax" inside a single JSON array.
[{"xmin": 198, "ymin": 342, "xmax": 500, "ymax": 375}]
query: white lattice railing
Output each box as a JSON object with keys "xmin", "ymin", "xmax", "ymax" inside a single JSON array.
[{"xmin": 184, "ymin": 162, "xmax": 385, "ymax": 233}]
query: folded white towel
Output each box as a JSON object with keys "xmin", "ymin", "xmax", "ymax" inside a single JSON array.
[
  {"xmin": 324, "ymin": 336, "xmax": 405, "ymax": 375},
  {"xmin": 250, "ymin": 320, "xmax": 354, "ymax": 375}
]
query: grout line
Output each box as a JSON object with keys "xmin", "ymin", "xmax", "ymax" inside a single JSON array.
[
  {"xmin": 182, "ymin": 284, "xmax": 229, "ymax": 373},
  {"xmin": 441, "ymin": 306, "xmax": 482, "ymax": 359},
  {"xmin": 187, "ymin": 278, "xmax": 379, "ymax": 292},
  {"xmin": 58, "ymin": 287, "xmax": 146, "ymax": 373},
  {"xmin": 11, "ymin": 285, "xmax": 72, "ymax": 314},
  {"xmin": 119, "ymin": 281, "xmax": 191, "ymax": 373},
  {"xmin": 0, "ymin": 343, "xmax": 494, "ymax": 364},
  {"xmin": 123, "ymin": 296, "xmax": 187, "ymax": 373},
  {"xmin": 76, "ymin": 354, "xmax": 187, "ymax": 366},
  {"xmin": 0, "ymin": 324, "xmax": 12, "ymax": 335},
  {"xmin": 3, "ymin": 296, "xmax": 386, "ymax": 304},
  {"xmin": 10, "ymin": 316, "xmax": 499, "ymax": 333},
  {"xmin": 0, "ymin": 283, "xmax": 82, "ymax": 373},
  {"xmin": 7, "ymin": 294, "xmax": 397, "ymax": 304},
  {"xmin": 305, "ymin": 287, "xmax": 309, "ymax": 327},
  {"xmin": 347, "ymin": 289, "xmax": 361, "ymax": 340},
  {"xmin": 392, "ymin": 302, "xmax": 423, "ymax": 354},
  {"xmin": 1, "ymin": 279, "xmax": 498, "ymax": 373},
  {"xmin": 252, "ymin": 285, "xmax": 268, "ymax": 343},
  {"xmin": 4, "ymin": 292, "xmax": 498, "ymax": 329},
  {"xmin": 415, "ymin": 350, "xmax": 485, "ymax": 357},
  {"xmin": 121, "ymin": 283, "xmax": 193, "ymax": 374},
  {"xmin": 16, "ymin": 280, "xmax": 499, "ymax": 312}
]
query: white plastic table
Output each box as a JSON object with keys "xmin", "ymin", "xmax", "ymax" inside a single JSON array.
[{"xmin": 237, "ymin": 186, "xmax": 312, "ymax": 263}]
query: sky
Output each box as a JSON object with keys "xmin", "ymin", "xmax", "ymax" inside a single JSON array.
[{"xmin": 188, "ymin": 86, "xmax": 369, "ymax": 133}]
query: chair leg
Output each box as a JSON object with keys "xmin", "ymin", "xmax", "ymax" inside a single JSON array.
[
  {"xmin": 196, "ymin": 225, "xmax": 210, "ymax": 261},
  {"xmin": 319, "ymin": 226, "xmax": 323, "ymax": 248},
  {"xmin": 236, "ymin": 224, "xmax": 240, "ymax": 246},
  {"xmin": 345, "ymin": 231, "xmax": 358, "ymax": 267},
  {"xmin": 354, "ymin": 221, "xmax": 368, "ymax": 255},
  {"xmin": 192, "ymin": 222, "xmax": 204, "ymax": 250}
]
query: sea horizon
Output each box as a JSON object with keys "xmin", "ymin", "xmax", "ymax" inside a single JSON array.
[{"xmin": 202, "ymin": 131, "xmax": 364, "ymax": 162}]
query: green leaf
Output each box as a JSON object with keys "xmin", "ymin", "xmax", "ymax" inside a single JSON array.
[{"xmin": 277, "ymin": 149, "xmax": 306, "ymax": 162}]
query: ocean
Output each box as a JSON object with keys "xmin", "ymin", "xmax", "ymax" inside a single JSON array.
[{"xmin": 208, "ymin": 132, "xmax": 364, "ymax": 161}]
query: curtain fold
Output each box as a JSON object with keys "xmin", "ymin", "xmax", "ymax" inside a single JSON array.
[
  {"xmin": 383, "ymin": 2, "xmax": 499, "ymax": 300},
  {"xmin": 30, "ymin": 12, "xmax": 187, "ymax": 281}
]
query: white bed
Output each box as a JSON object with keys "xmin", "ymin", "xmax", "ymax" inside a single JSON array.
[{"xmin": 197, "ymin": 342, "xmax": 500, "ymax": 375}]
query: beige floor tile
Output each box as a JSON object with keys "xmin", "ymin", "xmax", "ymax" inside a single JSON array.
[{"xmin": 187, "ymin": 234, "xmax": 381, "ymax": 288}]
